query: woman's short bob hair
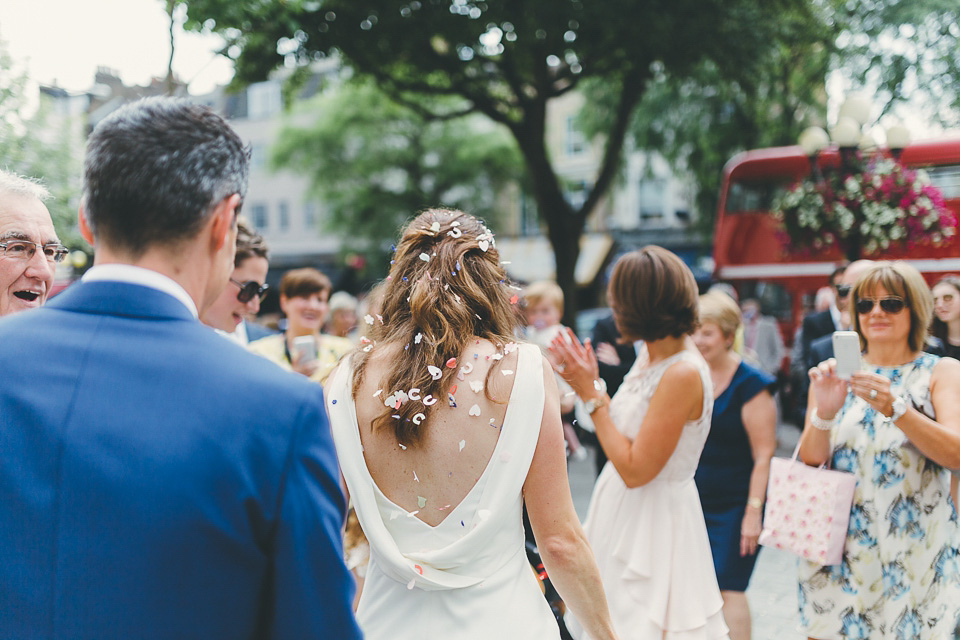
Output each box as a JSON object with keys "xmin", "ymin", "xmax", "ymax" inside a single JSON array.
[
  {"xmin": 698, "ymin": 291, "xmax": 742, "ymax": 341},
  {"xmin": 279, "ymin": 267, "xmax": 332, "ymax": 300},
  {"xmin": 850, "ymin": 261, "xmax": 932, "ymax": 352},
  {"xmin": 608, "ymin": 245, "xmax": 699, "ymax": 342}
]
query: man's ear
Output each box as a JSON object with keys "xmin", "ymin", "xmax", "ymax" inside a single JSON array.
[
  {"xmin": 209, "ymin": 194, "xmax": 242, "ymax": 251},
  {"xmin": 78, "ymin": 204, "xmax": 94, "ymax": 245}
]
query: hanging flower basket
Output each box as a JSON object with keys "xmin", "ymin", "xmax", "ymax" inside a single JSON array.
[{"xmin": 772, "ymin": 151, "xmax": 956, "ymax": 260}]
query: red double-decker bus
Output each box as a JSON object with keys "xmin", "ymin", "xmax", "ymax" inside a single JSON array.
[{"xmin": 713, "ymin": 138, "xmax": 960, "ymax": 341}]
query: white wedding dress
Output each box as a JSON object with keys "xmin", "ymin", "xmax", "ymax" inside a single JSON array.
[{"xmin": 326, "ymin": 343, "xmax": 561, "ymax": 639}]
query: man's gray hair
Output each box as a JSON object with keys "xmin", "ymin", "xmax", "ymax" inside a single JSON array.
[{"xmin": 0, "ymin": 170, "xmax": 51, "ymax": 202}]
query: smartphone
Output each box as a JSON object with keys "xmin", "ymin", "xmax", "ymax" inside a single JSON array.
[
  {"xmin": 832, "ymin": 331, "xmax": 862, "ymax": 380},
  {"xmin": 292, "ymin": 335, "xmax": 319, "ymax": 363}
]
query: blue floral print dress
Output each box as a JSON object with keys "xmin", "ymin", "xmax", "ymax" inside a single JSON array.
[{"xmin": 798, "ymin": 353, "xmax": 960, "ymax": 639}]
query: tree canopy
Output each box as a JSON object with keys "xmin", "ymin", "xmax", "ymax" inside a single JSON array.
[
  {"xmin": 183, "ymin": 0, "xmax": 812, "ymax": 320},
  {"xmin": 0, "ymin": 43, "xmax": 84, "ymax": 250},
  {"xmin": 271, "ymin": 78, "xmax": 524, "ymax": 272}
]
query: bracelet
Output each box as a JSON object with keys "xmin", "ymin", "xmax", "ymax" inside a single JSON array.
[
  {"xmin": 746, "ymin": 497, "xmax": 763, "ymax": 510},
  {"xmin": 810, "ymin": 409, "xmax": 837, "ymax": 431}
]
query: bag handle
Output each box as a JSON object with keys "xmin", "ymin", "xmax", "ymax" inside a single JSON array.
[{"xmin": 789, "ymin": 438, "xmax": 828, "ymax": 470}]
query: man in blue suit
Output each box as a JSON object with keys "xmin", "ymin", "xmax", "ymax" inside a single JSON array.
[{"xmin": 0, "ymin": 97, "xmax": 362, "ymax": 639}]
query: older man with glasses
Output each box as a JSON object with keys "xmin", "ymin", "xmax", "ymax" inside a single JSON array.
[
  {"xmin": 200, "ymin": 219, "xmax": 276, "ymax": 345},
  {"xmin": 0, "ymin": 170, "xmax": 66, "ymax": 316}
]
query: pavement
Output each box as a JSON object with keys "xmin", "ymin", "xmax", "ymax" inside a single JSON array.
[{"xmin": 566, "ymin": 421, "xmax": 806, "ymax": 639}]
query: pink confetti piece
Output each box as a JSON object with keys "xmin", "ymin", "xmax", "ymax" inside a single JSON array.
[
  {"xmin": 449, "ymin": 384, "xmax": 457, "ymax": 395},
  {"xmin": 510, "ymin": 295, "xmax": 519, "ymax": 304},
  {"xmin": 437, "ymin": 504, "xmax": 452, "ymax": 511},
  {"xmin": 445, "ymin": 357, "xmax": 457, "ymax": 368}
]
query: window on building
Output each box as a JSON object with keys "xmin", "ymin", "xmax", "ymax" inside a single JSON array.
[
  {"xmin": 278, "ymin": 201, "xmax": 289, "ymax": 231},
  {"xmin": 250, "ymin": 144, "xmax": 266, "ymax": 170},
  {"xmin": 638, "ymin": 178, "xmax": 666, "ymax": 222},
  {"xmin": 304, "ymin": 202, "xmax": 316, "ymax": 229},
  {"xmin": 248, "ymin": 81, "xmax": 283, "ymax": 119},
  {"xmin": 565, "ymin": 116, "xmax": 586, "ymax": 156},
  {"xmin": 251, "ymin": 204, "xmax": 268, "ymax": 230}
]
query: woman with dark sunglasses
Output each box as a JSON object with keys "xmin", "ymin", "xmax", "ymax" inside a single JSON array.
[{"xmin": 796, "ymin": 261, "xmax": 960, "ymax": 639}]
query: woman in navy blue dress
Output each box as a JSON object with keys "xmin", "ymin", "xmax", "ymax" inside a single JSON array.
[{"xmin": 693, "ymin": 292, "xmax": 777, "ymax": 640}]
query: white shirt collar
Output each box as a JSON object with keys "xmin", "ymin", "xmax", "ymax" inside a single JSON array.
[
  {"xmin": 829, "ymin": 302, "xmax": 842, "ymax": 330},
  {"xmin": 216, "ymin": 320, "xmax": 249, "ymax": 346},
  {"xmin": 82, "ymin": 264, "xmax": 199, "ymax": 318}
]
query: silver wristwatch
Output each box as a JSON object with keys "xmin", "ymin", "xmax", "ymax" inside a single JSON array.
[
  {"xmin": 583, "ymin": 378, "xmax": 608, "ymax": 415},
  {"xmin": 888, "ymin": 396, "xmax": 907, "ymax": 423}
]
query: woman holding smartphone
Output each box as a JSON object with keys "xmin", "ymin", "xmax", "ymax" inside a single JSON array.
[
  {"xmin": 248, "ymin": 267, "xmax": 352, "ymax": 385},
  {"xmin": 798, "ymin": 261, "xmax": 960, "ymax": 639}
]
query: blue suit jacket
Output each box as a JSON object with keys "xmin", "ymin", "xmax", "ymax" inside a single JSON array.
[{"xmin": 0, "ymin": 281, "xmax": 361, "ymax": 640}]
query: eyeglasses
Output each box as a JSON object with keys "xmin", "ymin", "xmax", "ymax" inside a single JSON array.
[
  {"xmin": 834, "ymin": 284, "xmax": 851, "ymax": 298},
  {"xmin": 0, "ymin": 239, "xmax": 69, "ymax": 263},
  {"xmin": 230, "ymin": 278, "xmax": 269, "ymax": 303},
  {"xmin": 855, "ymin": 297, "xmax": 906, "ymax": 315}
]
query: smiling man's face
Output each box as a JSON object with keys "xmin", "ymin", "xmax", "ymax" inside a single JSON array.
[{"xmin": 0, "ymin": 193, "xmax": 58, "ymax": 316}]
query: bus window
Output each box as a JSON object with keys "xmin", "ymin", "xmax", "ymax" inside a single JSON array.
[
  {"xmin": 926, "ymin": 164, "xmax": 960, "ymax": 200},
  {"xmin": 725, "ymin": 180, "xmax": 788, "ymax": 212},
  {"xmin": 736, "ymin": 281, "xmax": 793, "ymax": 322}
]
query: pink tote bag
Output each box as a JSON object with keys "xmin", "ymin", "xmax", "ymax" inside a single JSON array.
[{"xmin": 758, "ymin": 443, "xmax": 857, "ymax": 566}]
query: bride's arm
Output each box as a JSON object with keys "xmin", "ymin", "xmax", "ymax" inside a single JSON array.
[{"xmin": 523, "ymin": 356, "xmax": 619, "ymax": 640}]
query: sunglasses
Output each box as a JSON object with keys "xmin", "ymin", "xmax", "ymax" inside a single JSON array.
[
  {"xmin": 834, "ymin": 284, "xmax": 851, "ymax": 298},
  {"xmin": 230, "ymin": 278, "xmax": 269, "ymax": 303},
  {"xmin": 855, "ymin": 297, "xmax": 906, "ymax": 315}
]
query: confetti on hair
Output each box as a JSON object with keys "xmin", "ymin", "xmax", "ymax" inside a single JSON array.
[
  {"xmin": 478, "ymin": 240, "xmax": 489, "ymax": 252},
  {"xmin": 419, "ymin": 253, "xmax": 431, "ymax": 262},
  {"xmin": 504, "ymin": 342, "xmax": 518, "ymax": 354},
  {"xmin": 415, "ymin": 333, "xmax": 423, "ymax": 344},
  {"xmin": 423, "ymin": 395, "xmax": 437, "ymax": 406},
  {"xmin": 445, "ymin": 357, "xmax": 457, "ymax": 368},
  {"xmin": 448, "ymin": 393, "xmax": 457, "ymax": 408},
  {"xmin": 408, "ymin": 388, "xmax": 422, "ymax": 400},
  {"xmin": 510, "ymin": 295, "xmax": 519, "ymax": 304},
  {"xmin": 449, "ymin": 384, "xmax": 457, "ymax": 395},
  {"xmin": 413, "ymin": 413, "xmax": 426, "ymax": 425},
  {"xmin": 430, "ymin": 221, "xmax": 441, "ymax": 232},
  {"xmin": 428, "ymin": 365, "xmax": 442, "ymax": 380},
  {"xmin": 362, "ymin": 344, "xmax": 373, "ymax": 352},
  {"xmin": 399, "ymin": 443, "xmax": 407, "ymax": 450},
  {"xmin": 501, "ymin": 261, "xmax": 512, "ymax": 265},
  {"xmin": 447, "ymin": 227, "xmax": 462, "ymax": 238},
  {"xmin": 377, "ymin": 314, "xmax": 384, "ymax": 324}
]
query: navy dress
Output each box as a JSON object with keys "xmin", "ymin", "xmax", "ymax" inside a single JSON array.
[{"xmin": 695, "ymin": 360, "xmax": 775, "ymax": 592}]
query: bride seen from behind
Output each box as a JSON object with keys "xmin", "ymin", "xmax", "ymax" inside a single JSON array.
[{"xmin": 325, "ymin": 208, "xmax": 618, "ymax": 640}]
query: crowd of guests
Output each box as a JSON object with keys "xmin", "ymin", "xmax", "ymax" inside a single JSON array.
[{"xmin": 2, "ymin": 95, "xmax": 960, "ymax": 640}]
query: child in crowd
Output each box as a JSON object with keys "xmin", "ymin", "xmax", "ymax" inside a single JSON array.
[{"xmin": 522, "ymin": 281, "xmax": 587, "ymax": 461}]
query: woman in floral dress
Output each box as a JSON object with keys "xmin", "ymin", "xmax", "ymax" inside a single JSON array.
[{"xmin": 799, "ymin": 261, "xmax": 960, "ymax": 639}]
